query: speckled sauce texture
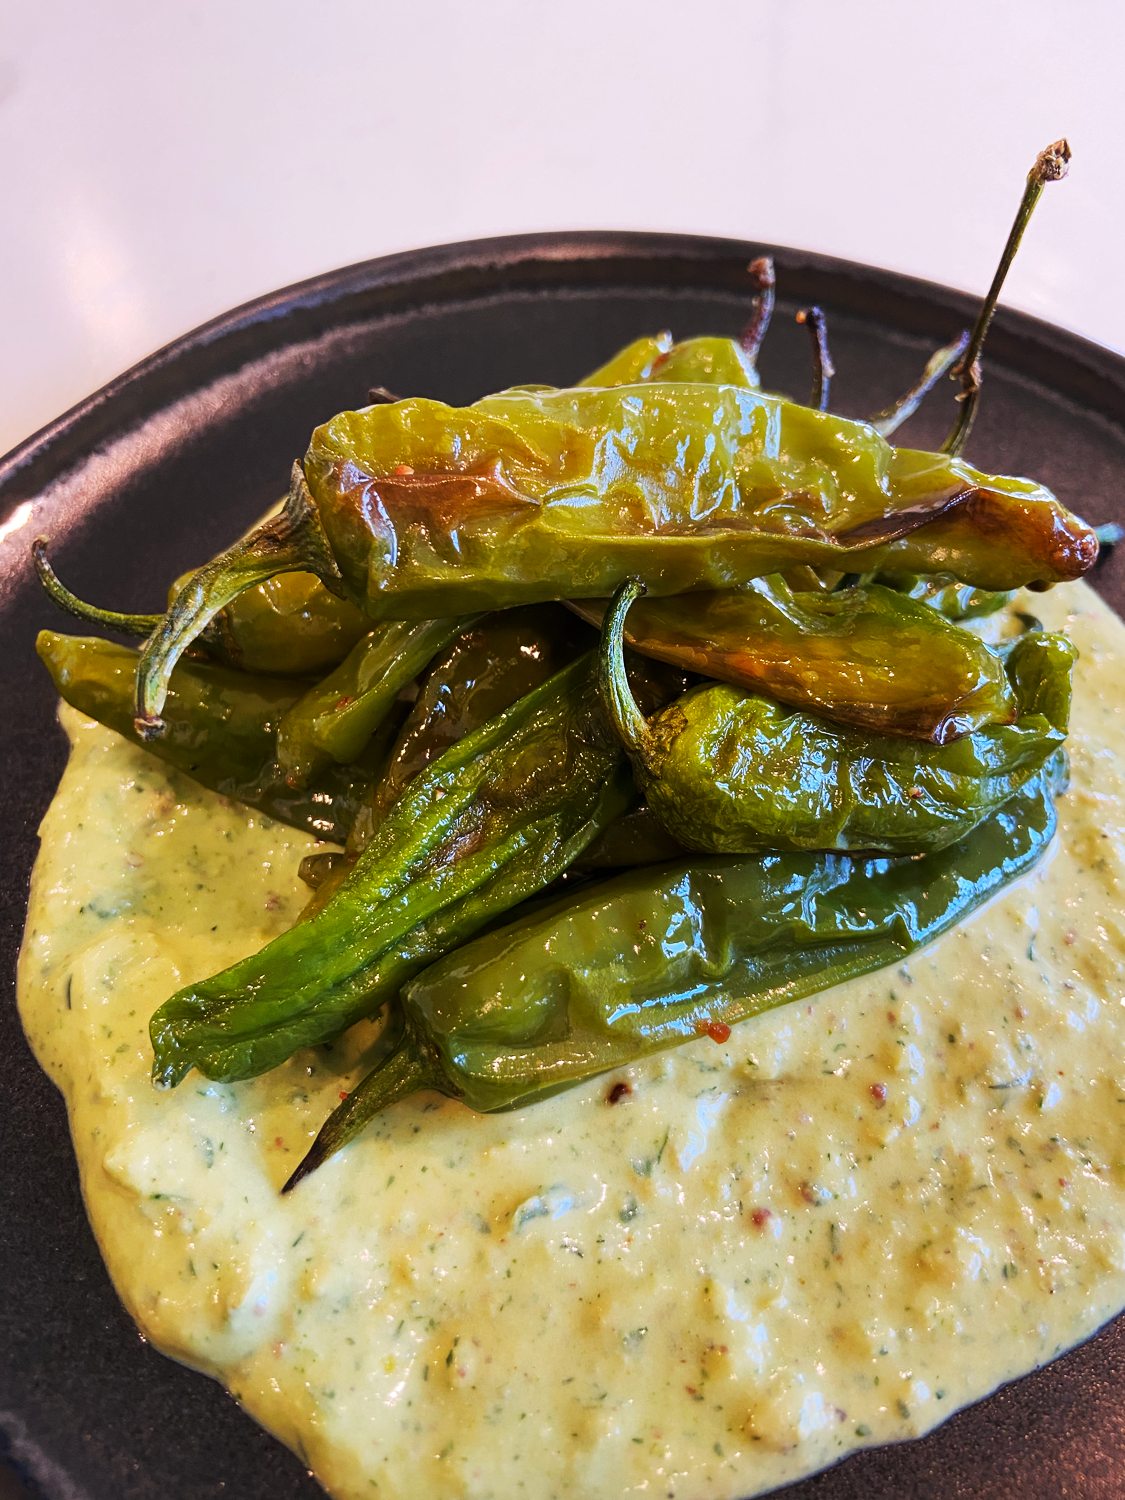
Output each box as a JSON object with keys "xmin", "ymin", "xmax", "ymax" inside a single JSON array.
[{"xmin": 16, "ymin": 579, "xmax": 1125, "ymax": 1500}]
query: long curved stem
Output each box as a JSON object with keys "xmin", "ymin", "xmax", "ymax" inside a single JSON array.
[
  {"xmin": 738, "ymin": 256, "xmax": 776, "ymax": 363},
  {"xmin": 598, "ymin": 578, "xmax": 655, "ymax": 769},
  {"xmin": 943, "ymin": 139, "xmax": 1071, "ymax": 458},
  {"xmin": 283, "ymin": 1016, "xmax": 447, "ymax": 1193},
  {"xmin": 134, "ymin": 461, "xmax": 347, "ymax": 739},
  {"xmin": 796, "ymin": 306, "xmax": 834, "ymax": 412},
  {"xmin": 868, "ymin": 332, "xmax": 970, "ymax": 438},
  {"xmin": 33, "ymin": 539, "xmax": 162, "ymax": 638}
]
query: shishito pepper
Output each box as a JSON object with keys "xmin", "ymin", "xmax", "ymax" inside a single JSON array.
[
  {"xmin": 599, "ymin": 579, "xmax": 1074, "ymax": 856},
  {"xmin": 285, "ymin": 758, "xmax": 1064, "ymax": 1188},
  {"xmin": 133, "ymin": 385, "xmax": 1097, "ymax": 733},
  {"xmin": 277, "ymin": 614, "xmax": 478, "ymax": 787},
  {"xmin": 351, "ymin": 603, "xmax": 595, "ymax": 850},
  {"xmin": 147, "ymin": 650, "xmax": 686, "ymax": 1088},
  {"xmin": 36, "ymin": 631, "xmax": 380, "ymax": 843},
  {"xmin": 300, "ymin": 603, "xmax": 597, "ymax": 906},
  {"xmin": 569, "ymin": 573, "xmax": 1015, "ymax": 743}
]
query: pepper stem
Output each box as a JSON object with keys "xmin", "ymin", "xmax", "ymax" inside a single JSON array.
[
  {"xmin": 598, "ymin": 578, "xmax": 656, "ymax": 770},
  {"xmin": 796, "ymin": 306, "xmax": 834, "ymax": 412},
  {"xmin": 134, "ymin": 461, "xmax": 347, "ymax": 739},
  {"xmin": 32, "ymin": 539, "xmax": 162, "ymax": 638},
  {"xmin": 868, "ymin": 332, "xmax": 971, "ymax": 438},
  {"xmin": 282, "ymin": 1016, "xmax": 447, "ymax": 1193},
  {"xmin": 738, "ymin": 256, "xmax": 776, "ymax": 363},
  {"xmin": 943, "ymin": 139, "xmax": 1071, "ymax": 458}
]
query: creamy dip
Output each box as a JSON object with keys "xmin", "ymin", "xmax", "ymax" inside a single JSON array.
[{"xmin": 17, "ymin": 581, "xmax": 1125, "ymax": 1500}]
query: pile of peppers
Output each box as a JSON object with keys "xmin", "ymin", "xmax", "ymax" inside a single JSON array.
[{"xmin": 34, "ymin": 140, "xmax": 1108, "ymax": 1190}]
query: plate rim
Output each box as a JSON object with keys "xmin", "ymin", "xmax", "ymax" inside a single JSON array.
[{"xmin": 4, "ymin": 228, "xmax": 1125, "ymax": 517}]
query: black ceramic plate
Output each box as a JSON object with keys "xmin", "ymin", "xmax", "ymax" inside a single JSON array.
[{"xmin": 3, "ymin": 233, "xmax": 1125, "ymax": 1500}]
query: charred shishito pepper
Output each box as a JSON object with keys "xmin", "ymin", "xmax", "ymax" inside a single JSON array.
[
  {"xmin": 285, "ymin": 761, "xmax": 1065, "ymax": 1189},
  {"xmin": 598, "ymin": 578, "xmax": 1074, "ymax": 856},
  {"xmin": 569, "ymin": 573, "xmax": 1016, "ymax": 743},
  {"xmin": 36, "ymin": 631, "xmax": 381, "ymax": 843},
  {"xmin": 147, "ymin": 652, "xmax": 685, "ymax": 1089},
  {"xmin": 133, "ymin": 396, "xmax": 1096, "ymax": 733}
]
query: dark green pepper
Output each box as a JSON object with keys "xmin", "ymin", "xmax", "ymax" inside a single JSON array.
[
  {"xmin": 350, "ymin": 603, "xmax": 595, "ymax": 852},
  {"xmin": 570, "ymin": 573, "xmax": 1015, "ymax": 743},
  {"xmin": 598, "ymin": 579, "xmax": 1074, "ymax": 856},
  {"xmin": 284, "ymin": 758, "xmax": 1065, "ymax": 1188},
  {"xmin": 36, "ymin": 631, "xmax": 381, "ymax": 844},
  {"xmin": 147, "ymin": 649, "xmax": 670, "ymax": 1088},
  {"xmin": 277, "ymin": 615, "xmax": 478, "ymax": 787}
]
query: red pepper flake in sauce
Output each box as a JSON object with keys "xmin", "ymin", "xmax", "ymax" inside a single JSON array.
[
  {"xmin": 607, "ymin": 1081, "xmax": 632, "ymax": 1104},
  {"xmin": 704, "ymin": 1021, "xmax": 731, "ymax": 1044},
  {"xmin": 339, "ymin": 1091, "xmax": 349, "ymax": 1101},
  {"xmin": 334, "ymin": 695, "xmax": 355, "ymax": 711},
  {"xmin": 750, "ymin": 1208, "xmax": 772, "ymax": 1229},
  {"xmin": 870, "ymin": 1082, "xmax": 887, "ymax": 1107}
]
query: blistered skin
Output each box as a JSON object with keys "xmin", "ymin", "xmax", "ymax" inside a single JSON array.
[
  {"xmin": 570, "ymin": 577, "xmax": 1017, "ymax": 743},
  {"xmin": 17, "ymin": 583, "xmax": 1125, "ymax": 1500},
  {"xmin": 304, "ymin": 385, "xmax": 1097, "ymax": 620}
]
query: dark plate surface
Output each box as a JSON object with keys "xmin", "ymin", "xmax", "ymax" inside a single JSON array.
[{"xmin": 2, "ymin": 232, "xmax": 1125, "ymax": 1500}]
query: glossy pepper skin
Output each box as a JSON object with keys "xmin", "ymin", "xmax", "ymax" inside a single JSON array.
[
  {"xmin": 135, "ymin": 385, "xmax": 1097, "ymax": 730},
  {"xmin": 147, "ymin": 650, "xmax": 671, "ymax": 1088},
  {"xmin": 285, "ymin": 761, "xmax": 1063, "ymax": 1187},
  {"xmin": 304, "ymin": 386, "xmax": 1096, "ymax": 616},
  {"xmin": 277, "ymin": 614, "xmax": 478, "ymax": 787},
  {"xmin": 600, "ymin": 580, "xmax": 1074, "ymax": 856},
  {"xmin": 349, "ymin": 603, "xmax": 595, "ymax": 853},
  {"xmin": 570, "ymin": 573, "xmax": 1015, "ymax": 743},
  {"xmin": 36, "ymin": 631, "xmax": 378, "ymax": 844}
]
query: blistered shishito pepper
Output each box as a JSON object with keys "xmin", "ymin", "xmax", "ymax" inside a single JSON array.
[
  {"xmin": 36, "ymin": 632, "xmax": 380, "ymax": 843},
  {"xmin": 599, "ymin": 579, "xmax": 1074, "ymax": 856},
  {"xmin": 351, "ymin": 603, "xmax": 594, "ymax": 850},
  {"xmin": 285, "ymin": 759, "xmax": 1064, "ymax": 1188},
  {"xmin": 132, "ymin": 385, "xmax": 1097, "ymax": 734},
  {"xmin": 147, "ymin": 650, "xmax": 687, "ymax": 1088},
  {"xmin": 277, "ymin": 615, "xmax": 478, "ymax": 787},
  {"xmin": 300, "ymin": 604, "xmax": 597, "ymax": 908},
  {"xmin": 570, "ymin": 573, "xmax": 1014, "ymax": 743}
]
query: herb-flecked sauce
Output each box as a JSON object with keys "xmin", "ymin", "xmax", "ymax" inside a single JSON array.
[{"xmin": 17, "ymin": 581, "xmax": 1125, "ymax": 1500}]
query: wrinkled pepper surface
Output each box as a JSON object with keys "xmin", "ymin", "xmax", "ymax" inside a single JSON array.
[
  {"xmin": 277, "ymin": 614, "xmax": 477, "ymax": 787},
  {"xmin": 147, "ymin": 650, "xmax": 685, "ymax": 1087},
  {"xmin": 286, "ymin": 760, "xmax": 1064, "ymax": 1187},
  {"xmin": 134, "ymin": 383, "xmax": 1097, "ymax": 730},
  {"xmin": 36, "ymin": 631, "xmax": 378, "ymax": 843},
  {"xmin": 599, "ymin": 580, "xmax": 1074, "ymax": 856},
  {"xmin": 570, "ymin": 573, "xmax": 1014, "ymax": 742}
]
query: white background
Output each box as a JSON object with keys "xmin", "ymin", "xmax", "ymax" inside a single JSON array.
[{"xmin": 2, "ymin": 0, "xmax": 1123, "ymax": 458}]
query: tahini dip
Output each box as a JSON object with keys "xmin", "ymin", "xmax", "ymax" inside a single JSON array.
[{"xmin": 17, "ymin": 581, "xmax": 1125, "ymax": 1500}]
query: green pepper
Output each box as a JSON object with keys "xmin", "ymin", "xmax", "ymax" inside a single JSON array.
[
  {"xmin": 35, "ymin": 631, "xmax": 380, "ymax": 844},
  {"xmin": 33, "ymin": 541, "xmax": 371, "ymax": 677},
  {"xmin": 872, "ymin": 570, "xmax": 1016, "ymax": 621},
  {"xmin": 147, "ymin": 649, "xmax": 666, "ymax": 1088},
  {"xmin": 351, "ymin": 603, "xmax": 595, "ymax": 851},
  {"xmin": 599, "ymin": 579, "xmax": 1074, "ymax": 856},
  {"xmin": 277, "ymin": 615, "xmax": 478, "ymax": 787},
  {"xmin": 572, "ymin": 803, "xmax": 690, "ymax": 870},
  {"xmin": 284, "ymin": 757, "xmax": 1064, "ymax": 1188},
  {"xmin": 134, "ymin": 385, "xmax": 1097, "ymax": 733},
  {"xmin": 570, "ymin": 573, "xmax": 1014, "ymax": 743}
]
